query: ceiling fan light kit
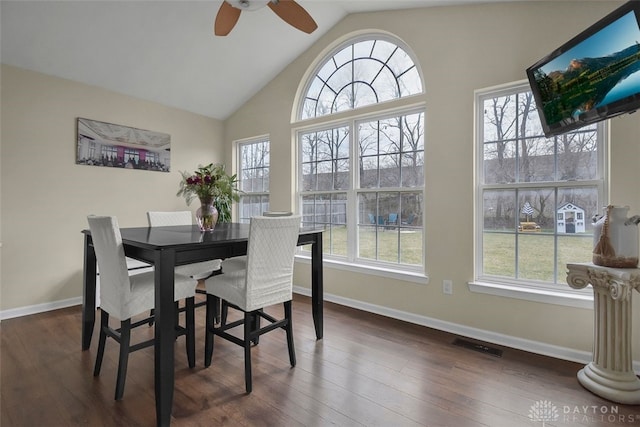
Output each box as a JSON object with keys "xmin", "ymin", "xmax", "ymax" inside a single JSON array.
[{"xmin": 214, "ymin": 0, "xmax": 318, "ymax": 36}]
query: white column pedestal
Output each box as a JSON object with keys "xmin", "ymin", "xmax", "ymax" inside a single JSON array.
[{"xmin": 567, "ymin": 263, "xmax": 640, "ymax": 405}]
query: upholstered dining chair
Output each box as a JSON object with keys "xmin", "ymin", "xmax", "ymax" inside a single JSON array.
[
  {"xmin": 203, "ymin": 215, "xmax": 301, "ymax": 393},
  {"xmin": 87, "ymin": 215, "xmax": 197, "ymax": 401},
  {"xmin": 216, "ymin": 211, "xmax": 292, "ymax": 286}
]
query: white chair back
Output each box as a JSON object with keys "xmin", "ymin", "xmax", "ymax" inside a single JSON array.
[
  {"xmin": 244, "ymin": 215, "xmax": 301, "ymax": 311},
  {"xmin": 147, "ymin": 211, "xmax": 192, "ymax": 226},
  {"xmin": 87, "ymin": 215, "xmax": 133, "ymax": 320}
]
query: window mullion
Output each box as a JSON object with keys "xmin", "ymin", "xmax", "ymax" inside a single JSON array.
[{"xmin": 347, "ymin": 120, "xmax": 358, "ymax": 262}]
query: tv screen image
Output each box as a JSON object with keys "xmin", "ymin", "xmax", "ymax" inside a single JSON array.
[{"xmin": 526, "ymin": 1, "xmax": 640, "ymax": 137}]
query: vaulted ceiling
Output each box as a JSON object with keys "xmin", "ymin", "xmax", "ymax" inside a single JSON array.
[{"xmin": 1, "ymin": 1, "xmax": 501, "ymax": 120}]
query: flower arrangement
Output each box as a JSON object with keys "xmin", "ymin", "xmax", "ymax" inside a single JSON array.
[{"xmin": 176, "ymin": 163, "xmax": 240, "ymax": 223}]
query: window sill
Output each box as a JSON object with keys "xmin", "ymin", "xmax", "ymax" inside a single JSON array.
[
  {"xmin": 468, "ymin": 280, "xmax": 593, "ymax": 309},
  {"xmin": 295, "ymin": 254, "xmax": 429, "ymax": 285}
]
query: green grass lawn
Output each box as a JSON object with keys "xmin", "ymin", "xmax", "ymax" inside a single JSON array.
[
  {"xmin": 483, "ymin": 231, "xmax": 593, "ymax": 282},
  {"xmin": 305, "ymin": 225, "xmax": 593, "ymax": 284},
  {"xmin": 358, "ymin": 226, "xmax": 423, "ymax": 265},
  {"xmin": 307, "ymin": 224, "xmax": 423, "ymax": 265}
]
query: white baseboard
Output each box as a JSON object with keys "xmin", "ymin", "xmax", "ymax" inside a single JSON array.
[
  {"xmin": 0, "ymin": 261, "xmax": 153, "ymax": 321},
  {"xmin": 293, "ymin": 286, "xmax": 640, "ymax": 375},
  {"xmin": 0, "ymin": 297, "xmax": 82, "ymax": 321},
  {"xmin": 3, "ymin": 288, "xmax": 639, "ymax": 375}
]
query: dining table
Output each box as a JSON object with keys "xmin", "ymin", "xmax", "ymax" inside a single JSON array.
[{"xmin": 81, "ymin": 222, "xmax": 324, "ymax": 427}]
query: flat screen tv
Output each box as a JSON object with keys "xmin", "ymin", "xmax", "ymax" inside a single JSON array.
[{"xmin": 526, "ymin": 1, "xmax": 640, "ymax": 137}]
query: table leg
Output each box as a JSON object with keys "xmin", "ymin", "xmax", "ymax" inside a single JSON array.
[
  {"xmin": 154, "ymin": 248, "xmax": 176, "ymax": 427},
  {"xmin": 311, "ymin": 233, "xmax": 323, "ymax": 340},
  {"xmin": 82, "ymin": 234, "xmax": 97, "ymax": 350}
]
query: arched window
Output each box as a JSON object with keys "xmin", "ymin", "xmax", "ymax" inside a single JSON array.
[
  {"xmin": 295, "ymin": 34, "xmax": 426, "ymax": 274},
  {"xmin": 300, "ymin": 38, "xmax": 423, "ymax": 120}
]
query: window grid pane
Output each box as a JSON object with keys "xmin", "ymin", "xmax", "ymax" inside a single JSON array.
[
  {"xmin": 301, "ymin": 127, "xmax": 350, "ymax": 192},
  {"xmin": 239, "ymin": 195, "xmax": 269, "ymax": 223},
  {"xmin": 358, "ymin": 113, "xmax": 425, "ymax": 190},
  {"xmin": 302, "ymin": 193, "xmax": 348, "ymax": 257},
  {"xmin": 300, "ymin": 113, "xmax": 424, "ymax": 265},
  {"xmin": 357, "ymin": 190, "xmax": 423, "ymax": 264},
  {"xmin": 478, "ymin": 83, "xmax": 605, "ymax": 286},
  {"xmin": 301, "ymin": 39, "xmax": 423, "ymax": 120},
  {"xmin": 238, "ymin": 139, "xmax": 270, "ymax": 222},
  {"xmin": 353, "ymin": 111, "xmax": 425, "ymax": 266}
]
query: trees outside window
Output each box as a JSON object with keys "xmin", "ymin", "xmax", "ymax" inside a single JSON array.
[
  {"xmin": 237, "ymin": 138, "xmax": 269, "ymax": 222},
  {"xmin": 476, "ymin": 81, "xmax": 607, "ymax": 288}
]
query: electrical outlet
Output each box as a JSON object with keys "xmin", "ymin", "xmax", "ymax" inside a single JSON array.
[{"xmin": 443, "ymin": 279, "xmax": 453, "ymax": 295}]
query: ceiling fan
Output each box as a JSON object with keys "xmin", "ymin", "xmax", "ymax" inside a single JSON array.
[{"xmin": 214, "ymin": 0, "xmax": 318, "ymax": 36}]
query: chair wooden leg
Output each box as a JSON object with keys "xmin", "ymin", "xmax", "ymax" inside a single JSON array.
[
  {"xmin": 204, "ymin": 294, "xmax": 218, "ymax": 368},
  {"xmin": 93, "ymin": 309, "xmax": 109, "ymax": 377},
  {"xmin": 244, "ymin": 312, "xmax": 253, "ymax": 393},
  {"xmin": 115, "ymin": 319, "xmax": 131, "ymax": 401},
  {"xmin": 185, "ymin": 297, "xmax": 195, "ymax": 368},
  {"xmin": 205, "ymin": 299, "xmax": 294, "ymax": 393},
  {"xmin": 212, "ymin": 295, "xmax": 219, "ymax": 323},
  {"xmin": 221, "ymin": 300, "xmax": 229, "ymax": 326},
  {"xmin": 214, "ymin": 296, "xmax": 221, "ymax": 325},
  {"xmin": 284, "ymin": 301, "xmax": 296, "ymax": 367},
  {"xmin": 174, "ymin": 302, "xmax": 180, "ymax": 338},
  {"xmin": 252, "ymin": 310, "xmax": 261, "ymax": 345}
]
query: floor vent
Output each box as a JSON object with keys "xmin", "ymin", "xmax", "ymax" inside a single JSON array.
[{"xmin": 452, "ymin": 338, "xmax": 503, "ymax": 358}]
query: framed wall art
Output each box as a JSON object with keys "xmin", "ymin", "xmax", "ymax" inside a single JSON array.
[{"xmin": 76, "ymin": 118, "xmax": 171, "ymax": 172}]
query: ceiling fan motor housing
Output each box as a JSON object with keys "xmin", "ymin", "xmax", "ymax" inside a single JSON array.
[
  {"xmin": 216, "ymin": 0, "xmax": 316, "ymax": 36},
  {"xmin": 226, "ymin": 0, "xmax": 271, "ymax": 11}
]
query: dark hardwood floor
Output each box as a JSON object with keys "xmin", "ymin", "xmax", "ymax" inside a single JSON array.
[{"xmin": 2, "ymin": 293, "xmax": 639, "ymax": 426}]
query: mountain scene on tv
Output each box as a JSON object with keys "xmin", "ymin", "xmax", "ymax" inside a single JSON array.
[{"xmin": 533, "ymin": 42, "xmax": 640, "ymax": 126}]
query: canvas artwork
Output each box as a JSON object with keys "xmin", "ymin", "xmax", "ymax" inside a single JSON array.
[{"xmin": 76, "ymin": 118, "xmax": 171, "ymax": 172}]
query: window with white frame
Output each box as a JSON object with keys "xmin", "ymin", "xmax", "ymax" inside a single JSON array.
[
  {"xmin": 297, "ymin": 36, "xmax": 425, "ymax": 270},
  {"xmin": 237, "ymin": 138, "xmax": 269, "ymax": 222},
  {"xmin": 475, "ymin": 81, "xmax": 607, "ymax": 294}
]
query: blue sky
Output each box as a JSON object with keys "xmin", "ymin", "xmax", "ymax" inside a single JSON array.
[{"xmin": 540, "ymin": 10, "xmax": 640, "ymax": 74}]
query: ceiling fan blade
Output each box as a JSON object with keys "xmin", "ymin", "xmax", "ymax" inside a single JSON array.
[
  {"xmin": 267, "ymin": 0, "xmax": 318, "ymax": 34},
  {"xmin": 214, "ymin": 1, "xmax": 242, "ymax": 36}
]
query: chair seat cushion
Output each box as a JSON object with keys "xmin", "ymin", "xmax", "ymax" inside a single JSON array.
[
  {"xmin": 205, "ymin": 257, "xmax": 248, "ymax": 309},
  {"xmin": 176, "ymin": 259, "xmax": 222, "ymax": 280},
  {"xmin": 221, "ymin": 256, "xmax": 247, "ymax": 271},
  {"xmin": 206, "ymin": 255, "xmax": 292, "ymax": 312},
  {"xmin": 203, "ymin": 216, "xmax": 300, "ymax": 313},
  {"xmin": 102, "ymin": 270, "xmax": 196, "ymax": 320}
]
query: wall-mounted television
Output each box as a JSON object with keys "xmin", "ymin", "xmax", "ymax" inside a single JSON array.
[{"xmin": 526, "ymin": 1, "xmax": 640, "ymax": 137}]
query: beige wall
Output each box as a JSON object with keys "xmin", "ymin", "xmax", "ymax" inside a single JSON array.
[
  {"xmin": 225, "ymin": 2, "xmax": 640, "ymax": 359},
  {"xmin": 1, "ymin": 64, "xmax": 225, "ymax": 310}
]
